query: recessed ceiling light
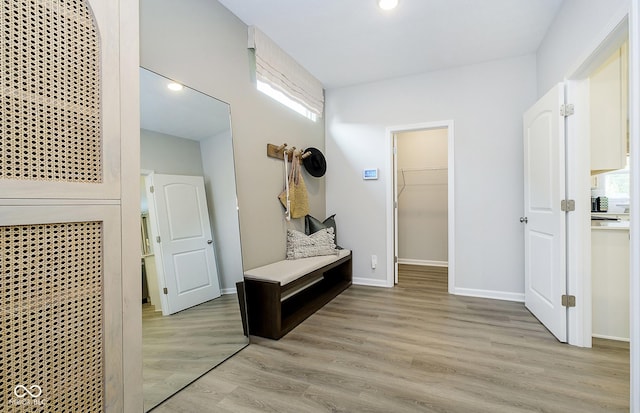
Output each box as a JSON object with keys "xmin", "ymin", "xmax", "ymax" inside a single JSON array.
[
  {"xmin": 167, "ymin": 82, "xmax": 183, "ymax": 91},
  {"xmin": 378, "ymin": 0, "xmax": 398, "ymax": 11}
]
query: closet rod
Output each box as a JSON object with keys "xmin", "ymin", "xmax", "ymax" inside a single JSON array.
[
  {"xmin": 399, "ymin": 166, "xmax": 447, "ymax": 172},
  {"xmin": 398, "ymin": 167, "xmax": 447, "ymax": 198}
]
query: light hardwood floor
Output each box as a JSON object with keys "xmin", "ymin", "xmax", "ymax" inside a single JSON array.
[
  {"xmin": 143, "ymin": 294, "xmax": 248, "ymax": 411},
  {"xmin": 150, "ymin": 265, "xmax": 629, "ymax": 412}
]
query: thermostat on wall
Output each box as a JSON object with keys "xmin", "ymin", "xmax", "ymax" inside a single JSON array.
[{"xmin": 363, "ymin": 168, "xmax": 378, "ymax": 180}]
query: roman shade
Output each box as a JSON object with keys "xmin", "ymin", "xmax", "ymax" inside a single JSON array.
[{"xmin": 248, "ymin": 26, "xmax": 324, "ymax": 117}]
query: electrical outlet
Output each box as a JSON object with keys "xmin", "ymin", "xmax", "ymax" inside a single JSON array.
[{"xmin": 371, "ymin": 255, "xmax": 377, "ymax": 269}]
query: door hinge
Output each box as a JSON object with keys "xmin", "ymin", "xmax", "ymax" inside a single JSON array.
[
  {"xmin": 156, "ymin": 236, "xmax": 161, "ymax": 243},
  {"xmin": 560, "ymin": 199, "xmax": 575, "ymax": 212},
  {"xmin": 163, "ymin": 287, "xmax": 168, "ymax": 295},
  {"xmin": 149, "ymin": 186, "xmax": 154, "ymax": 194},
  {"xmin": 560, "ymin": 104, "xmax": 574, "ymax": 117},
  {"xmin": 561, "ymin": 294, "xmax": 576, "ymax": 307},
  {"xmin": 394, "ymin": 256, "xmax": 398, "ymax": 263}
]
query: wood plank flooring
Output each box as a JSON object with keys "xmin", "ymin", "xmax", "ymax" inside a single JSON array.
[
  {"xmin": 143, "ymin": 294, "xmax": 248, "ymax": 411},
  {"xmin": 150, "ymin": 265, "xmax": 629, "ymax": 412}
]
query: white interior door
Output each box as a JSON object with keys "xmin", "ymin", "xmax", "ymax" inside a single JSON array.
[
  {"xmin": 523, "ymin": 83, "xmax": 567, "ymax": 342},
  {"xmin": 151, "ymin": 174, "xmax": 221, "ymax": 315}
]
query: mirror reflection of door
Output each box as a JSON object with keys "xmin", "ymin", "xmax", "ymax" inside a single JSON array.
[
  {"xmin": 147, "ymin": 173, "xmax": 221, "ymax": 315},
  {"xmin": 139, "ymin": 67, "xmax": 248, "ymax": 412}
]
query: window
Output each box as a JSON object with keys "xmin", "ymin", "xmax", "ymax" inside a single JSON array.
[
  {"xmin": 598, "ymin": 157, "xmax": 630, "ymax": 212},
  {"xmin": 603, "ymin": 169, "xmax": 630, "ymax": 199},
  {"xmin": 257, "ymin": 80, "xmax": 318, "ymax": 122},
  {"xmin": 248, "ymin": 26, "xmax": 324, "ymax": 122}
]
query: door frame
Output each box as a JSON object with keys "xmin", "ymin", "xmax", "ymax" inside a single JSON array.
[
  {"xmin": 142, "ymin": 171, "xmax": 171, "ymax": 314},
  {"xmin": 563, "ymin": 13, "xmax": 630, "ymax": 347},
  {"xmin": 565, "ymin": 6, "xmax": 639, "ymax": 407},
  {"xmin": 630, "ymin": 1, "xmax": 640, "ymax": 409},
  {"xmin": 385, "ymin": 120, "xmax": 455, "ymax": 292}
]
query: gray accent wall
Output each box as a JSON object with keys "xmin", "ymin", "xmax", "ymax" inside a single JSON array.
[
  {"xmin": 140, "ymin": 129, "xmax": 205, "ymax": 176},
  {"xmin": 200, "ymin": 130, "xmax": 244, "ymax": 293},
  {"xmin": 140, "ymin": 0, "xmax": 326, "ymax": 271}
]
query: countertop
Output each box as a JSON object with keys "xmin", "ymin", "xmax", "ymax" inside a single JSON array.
[
  {"xmin": 591, "ymin": 220, "xmax": 630, "ymax": 230},
  {"xmin": 591, "ymin": 212, "xmax": 629, "ymax": 230}
]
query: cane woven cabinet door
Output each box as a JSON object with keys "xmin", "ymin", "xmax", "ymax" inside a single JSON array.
[{"xmin": 0, "ymin": 0, "xmax": 125, "ymax": 411}]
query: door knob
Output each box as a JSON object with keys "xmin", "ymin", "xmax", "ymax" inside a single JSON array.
[
  {"xmin": 519, "ymin": 217, "xmax": 528, "ymax": 224},
  {"xmin": 207, "ymin": 240, "xmax": 213, "ymax": 244}
]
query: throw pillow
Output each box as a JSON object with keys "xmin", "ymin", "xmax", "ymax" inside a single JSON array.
[
  {"xmin": 287, "ymin": 227, "xmax": 338, "ymax": 260},
  {"xmin": 305, "ymin": 214, "xmax": 337, "ymax": 243}
]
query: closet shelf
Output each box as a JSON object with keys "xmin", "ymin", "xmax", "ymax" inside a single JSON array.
[
  {"xmin": 400, "ymin": 167, "xmax": 447, "ymax": 172},
  {"xmin": 398, "ymin": 167, "xmax": 448, "ymax": 197}
]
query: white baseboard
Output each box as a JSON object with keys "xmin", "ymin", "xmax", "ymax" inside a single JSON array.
[
  {"xmin": 398, "ymin": 258, "xmax": 448, "ymax": 267},
  {"xmin": 221, "ymin": 287, "xmax": 237, "ymax": 295},
  {"xmin": 592, "ymin": 333, "xmax": 630, "ymax": 342},
  {"xmin": 453, "ymin": 287, "xmax": 524, "ymax": 303},
  {"xmin": 353, "ymin": 277, "xmax": 393, "ymax": 288}
]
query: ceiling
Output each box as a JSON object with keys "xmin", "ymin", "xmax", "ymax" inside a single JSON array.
[
  {"xmin": 140, "ymin": 68, "xmax": 231, "ymax": 141},
  {"xmin": 218, "ymin": 0, "xmax": 564, "ymax": 89}
]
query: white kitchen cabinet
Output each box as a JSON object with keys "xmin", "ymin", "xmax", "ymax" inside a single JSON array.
[
  {"xmin": 590, "ymin": 43, "xmax": 628, "ymax": 174},
  {"xmin": 591, "ymin": 227, "xmax": 629, "ymax": 341}
]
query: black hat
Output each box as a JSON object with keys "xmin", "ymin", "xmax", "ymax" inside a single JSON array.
[{"xmin": 302, "ymin": 147, "xmax": 327, "ymax": 177}]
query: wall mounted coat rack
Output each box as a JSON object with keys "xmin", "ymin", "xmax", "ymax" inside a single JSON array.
[{"xmin": 267, "ymin": 143, "xmax": 312, "ymax": 162}]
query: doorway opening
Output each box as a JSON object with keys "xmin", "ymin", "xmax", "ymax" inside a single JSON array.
[
  {"xmin": 386, "ymin": 121, "xmax": 455, "ymax": 292},
  {"xmin": 564, "ymin": 18, "xmax": 630, "ymax": 347}
]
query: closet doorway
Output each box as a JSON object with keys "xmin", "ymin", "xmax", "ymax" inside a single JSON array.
[{"xmin": 387, "ymin": 121, "xmax": 454, "ymax": 291}]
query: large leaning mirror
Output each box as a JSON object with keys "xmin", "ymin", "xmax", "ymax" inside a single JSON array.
[{"xmin": 139, "ymin": 67, "xmax": 248, "ymax": 411}]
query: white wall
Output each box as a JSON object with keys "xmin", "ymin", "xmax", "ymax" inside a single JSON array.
[
  {"xmin": 140, "ymin": 0, "xmax": 326, "ymax": 270},
  {"xmin": 397, "ymin": 128, "xmax": 448, "ymax": 264},
  {"xmin": 536, "ymin": 0, "xmax": 630, "ymax": 97},
  {"xmin": 326, "ymin": 55, "xmax": 536, "ymax": 297},
  {"xmin": 200, "ymin": 130, "xmax": 244, "ymax": 293}
]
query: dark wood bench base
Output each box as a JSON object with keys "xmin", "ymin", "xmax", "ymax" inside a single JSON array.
[{"xmin": 241, "ymin": 252, "xmax": 352, "ymax": 340}]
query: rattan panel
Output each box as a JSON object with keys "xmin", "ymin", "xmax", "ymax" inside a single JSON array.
[
  {"xmin": 0, "ymin": 222, "xmax": 103, "ymax": 412},
  {"xmin": 0, "ymin": 0, "xmax": 102, "ymax": 183}
]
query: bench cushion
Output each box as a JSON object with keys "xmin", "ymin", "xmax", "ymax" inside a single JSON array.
[{"xmin": 244, "ymin": 249, "xmax": 351, "ymax": 286}]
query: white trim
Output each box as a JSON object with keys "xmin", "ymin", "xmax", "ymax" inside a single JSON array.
[
  {"xmin": 453, "ymin": 288, "xmax": 524, "ymax": 303},
  {"xmin": 221, "ymin": 287, "xmax": 238, "ymax": 295},
  {"xmin": 565, "ymin": 78, "xmax": 593, "ymax": 348},
  {"xmin": 629, "ymin": 0, "xmax": 640, "ymax": 409},
  {"xmin": 565, "ymin": 8, "xmax": 630, "ymax": 81},
  {"xmin": 144, "ymin": 173, "xmax": 170, "ymax": 315},
  {"xmin": 561, "ymin": 8, "xmax": 639, "ymax": 408},
  {"xmin": 353, "ymin": 277, "xmax": 393, "ymax": 288},
  {"xmin": 398, "ymin": 259, "xmax": 448, "ymax": 267},
  {"xmin": 563, "ymin": 13, "xmax": 630, "ymax": 349},
  {"xmin": 592, "ymin": 334, "xmax": 630, "ymax": 343},
  {"xmin": 385, "ymin": 120, "xmax": 455, "ymax": 293}
]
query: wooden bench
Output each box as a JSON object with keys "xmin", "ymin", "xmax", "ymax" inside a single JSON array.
[{"xmin": 238, "ymin": 249, "xmax": 352, "ymax": 340}]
